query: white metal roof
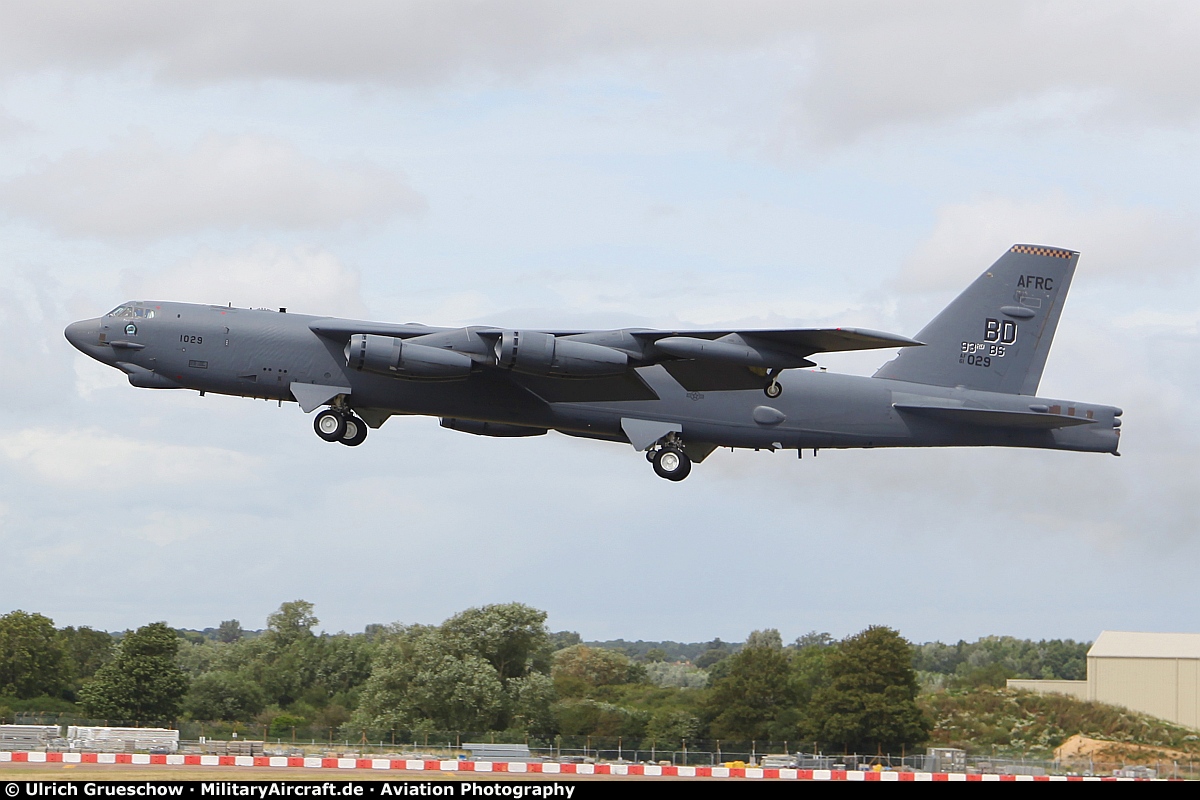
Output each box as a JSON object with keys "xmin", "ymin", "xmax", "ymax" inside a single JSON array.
[{"xmin": 1088, "ymin": 631, "xmax": 1200, "ymax": 659}]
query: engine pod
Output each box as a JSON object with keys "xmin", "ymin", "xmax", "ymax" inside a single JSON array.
[
  {"xmin": 346, "ymin": 334, "xmax": 473, "ymax": 380},
  {"xmin": 494, "ymin": 331, "xmax": 627, "ymax": 377}
]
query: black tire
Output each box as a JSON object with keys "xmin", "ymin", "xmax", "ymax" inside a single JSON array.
[
  {"xmin": 314, "ymin": 409, "xmax": 346, "ymax": 442},
  {"xmin": 764, "ymin": 381, "xmax": 783, "ymax": 398},
  {"xmin": 645, "ymin": 448, "xmax": 657, "ymax": 463},
  {"xmin": 339, "ymin": 416, "xmax": 368, "ymax": 447},
  {"xmin": 653, "ymin": 447, "xmax": 692, "ymax": 481}
]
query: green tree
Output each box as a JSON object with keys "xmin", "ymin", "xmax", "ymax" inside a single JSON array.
[
  {"xmin": 0, "ymin": 611, "xmax": 68, "ymax": 699},
  {"xmin": 184, "ymin": 671, "xmax": 266, "ymax": 721},
  {"xmin": 440, "ymin": 603, "xmax": 550, "ymax": 681},
  {"xmin": 790, "ymin": 640, "xmax": 833, "ymax": 710},
  {"xmin": 645, "ymin": 708, "xmax": 700, "ymax": 743},
  {"xmin": 216, "ymin": 620, "xmax": 244, "ymax": 644},
  {"xmin": 267, "ymin": 601, "xmax": 319, "ymax": 646},
  {"xmin": 57, "ymin": 626, "xmax": 115, "ymax": 693},
  {"xmin": 549, "ymin": 631, "xmax": 582, "ymax": 651},
  {"xmin": 551, "ymin": 645, "xmax": 644, "ymax": 699},
  {"xmin": 350, "ymin": 604, "xmax": 557, "ymax": 736},
  {"xmin": 506, "ymin": 672, "xmax": 556, "ymax": 735},
  {"xmin": 229, "ymin": 601, "xmax": 322, "ymax": 707},
  {"xmin": 77, "ymin": 622, "xmax": 189, "ymax": 722},
  {"xmin": 350, "ymin": 625, "xmax": 505, "ymax": 734},
  {"xmin": 809, "ymin": 626, "xmax": 930, "ymax": 753},
  {"xmin": 552, "ymin": 698, "xmax": 647, "ymax": 737},
  {"xmin": 745, "ymin": 629, "xmax": 783, "ymax": 650},
  {"xmin": 694, "ymin": 638, "xmax": 731, "ymax": 669},
  {"xmin": 704, "ymin": 643, "xmax": 798, "ymax": 740}
]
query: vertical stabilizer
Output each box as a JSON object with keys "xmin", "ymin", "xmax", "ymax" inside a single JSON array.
[{"xmin": 874, "ymin": 244, "xmax": 1077, "ymax": 395}]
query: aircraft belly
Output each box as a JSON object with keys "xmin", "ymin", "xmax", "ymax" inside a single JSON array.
[
  {"xmin": 542, "ymin": 370, "xmax": 910, "ymax": 450},
  {"xmin": 344, "ymin": 371, "xmax": 555, "ymax": 428}
]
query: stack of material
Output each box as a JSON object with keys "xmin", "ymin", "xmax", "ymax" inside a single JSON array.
[
  {"xmin": 199, "ymin": 739, "xmax": 264, "ymax": 756},
  {"xmin": 223, "ymin": 740, "xmax": 264, "ymax": 757},
  {"xmin": 463, "ymin": 743, "xmax": 536, "ymax": 762},
  {"xmin": 67, "ymin": 727, "xmax": 179, "ymax": 753},
  {"xmin": 0, "ymin": 725, "xmax": 61, "ymax": 750}
]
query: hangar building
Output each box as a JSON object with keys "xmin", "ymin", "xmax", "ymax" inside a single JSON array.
[{"xmin": 1008, "ymin": 630, "xmax": 1200, "ymax": 729}]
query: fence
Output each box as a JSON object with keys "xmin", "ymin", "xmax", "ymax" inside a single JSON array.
[{"xmin": 4, "ymin": 717, "xmax": 1197, "ymax": 779}]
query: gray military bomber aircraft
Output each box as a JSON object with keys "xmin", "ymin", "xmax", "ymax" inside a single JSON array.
[{"xmin": 66, "ymin": 244, "xmax": 1120, "ymax": 480}]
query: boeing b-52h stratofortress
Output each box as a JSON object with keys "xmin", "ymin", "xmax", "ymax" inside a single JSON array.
[{"xmin": 66, "ymin": 245, "xmax": 1120, "ymax": 480}]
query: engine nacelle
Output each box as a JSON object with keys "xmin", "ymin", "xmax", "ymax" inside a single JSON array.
[
  {"xmin": 346, "ymin": 334, "xmax": 473, "ymax": 380},
  {"xmin": 494, "ymin": 331, "xmax": 627, "ymax": 377}
]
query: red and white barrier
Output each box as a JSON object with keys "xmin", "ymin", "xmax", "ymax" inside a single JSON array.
[{"xmin": 0, "ymin": 751, "xmax": 1159, "ymax": 780}]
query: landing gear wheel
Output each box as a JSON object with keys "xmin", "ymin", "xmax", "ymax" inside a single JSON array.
[
  {"xmin": 653, "ymin": 447, "xmax": 692, "ymax": 481},
  {"xmin": 339, "ymin": 415, "xmax": 368, "ymax": 447},
  {"xmin": 646, "ymin": 448, "xmax": 657, "ymax": 463},
  {"xmin": 764, "ymin": 380, "xmax": 783, "ymax": 399},
  {"xmin": 314, "ymin": 409, "xmax": 347, "ymax": 442}
]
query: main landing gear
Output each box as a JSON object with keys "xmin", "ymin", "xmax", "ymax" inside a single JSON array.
[
  {"xmin": 646, "ymin": 433, "xmax": 691, "ymax": 481},
  {"xmin": 314, "ymin": 408, "xmax": 368, "ymax": 447}
]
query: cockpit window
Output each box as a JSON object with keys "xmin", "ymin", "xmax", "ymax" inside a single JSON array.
[{"xmin": 106, "ymin": 305, "xmax": 154, "ymax": 319}]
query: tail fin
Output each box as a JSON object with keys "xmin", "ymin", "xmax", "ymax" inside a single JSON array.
[{"xmin": 874, "ymin": 244, "xmax": 1077, "ymax": 395}]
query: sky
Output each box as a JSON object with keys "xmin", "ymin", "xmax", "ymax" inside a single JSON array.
[{"xmin": 0, "ymin": 1, "xmax": 1197, "ymax": 645}]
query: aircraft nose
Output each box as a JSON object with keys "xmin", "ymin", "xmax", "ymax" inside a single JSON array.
[{"xmin": 64, "ymin": 319, "xmax": 98, "ymax": 354}]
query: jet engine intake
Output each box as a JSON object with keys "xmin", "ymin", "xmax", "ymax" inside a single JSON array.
[
  {"xmin": 494, "ymin": 331, "xmax": 627, "ymax": 377},
  {"xmin": 346, "ymin": 333, "xmax": 473, "ymax": 380}
]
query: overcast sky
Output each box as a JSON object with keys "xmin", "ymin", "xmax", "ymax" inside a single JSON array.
[{"xmin": 1, "ymin": 1, "xmax": 1197, "ymax": 644}]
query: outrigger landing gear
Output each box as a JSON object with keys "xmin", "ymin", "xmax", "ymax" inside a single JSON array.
[
  {"xmin": 764, "ymin": 368, "xmax": 783, "ymax": 398},
  {"xmin": 647, "ymin": 433, "xmax": 691, "ymax": 481},
  {"xmin": 314, "ymin": 407, "xmax": 368, "ymax": 446}
]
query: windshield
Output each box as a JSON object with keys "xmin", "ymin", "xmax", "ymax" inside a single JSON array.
[{"xmin": 106, "ymin": 304, "xmax": 155, "ymax": 319}]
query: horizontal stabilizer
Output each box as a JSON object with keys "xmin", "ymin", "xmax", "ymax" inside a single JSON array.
[{"xmin": 894, "ymin": 404, "xmax": 1095, "ymax": 430}]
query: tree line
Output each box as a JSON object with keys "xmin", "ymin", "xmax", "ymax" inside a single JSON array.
[{"xmin": 0, "ymin": 602, "xmax": 1089, "ymax": 753}]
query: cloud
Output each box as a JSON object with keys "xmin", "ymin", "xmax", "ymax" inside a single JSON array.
[
  {"xmin": 0, "ymin": 428, "xmax": 261, "ymax": 486},
  {"xmin": 0, "ymin": 107, "xmax": 35, "ymax": 139},
  {"xmin": 0, "ymin": 132, "xmax": 423, "ymax": 238},
  {"xmin": 121, "ymin": 244, "xmax": 370, "ymax": 318},
  {"xmin": 895, "ymin": 195, "xmax": 1200, "ymax": 293},
  {"xmin": 1, "ymin": 3, "xmax": 1200, "ymax": 140},
  {"xmin": 0, "ymin": 1, "xmax": 790, "ymax": 84},
  {"xmin": 793, "ymin": 2, "xmax": 1200, "ymax": 139}
]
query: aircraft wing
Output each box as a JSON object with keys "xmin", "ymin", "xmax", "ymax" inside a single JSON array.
[
  {"xmin": 633, "ymin": 327, "xmax": 921, "ymax": 392},
  {"xmin": 632, "ymin": 327, "xmax": 922, "ymax": 355},
  {"xmin": 311, "ymin": 316, "xmax": 919, "ymax": 396},
  {"xmin": 309, "ymin": 318, "xmax": 452, "ymax": 340}
]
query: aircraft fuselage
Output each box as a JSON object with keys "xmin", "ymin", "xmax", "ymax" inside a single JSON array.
[{"xmin": 65, "ymin": 301, "xmax": 1121, "ymax": 460}]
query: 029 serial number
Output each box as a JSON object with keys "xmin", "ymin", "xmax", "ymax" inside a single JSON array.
[{"xmin": 960, "ymin": 342, "xmax": 1005, "ymax": 367}]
